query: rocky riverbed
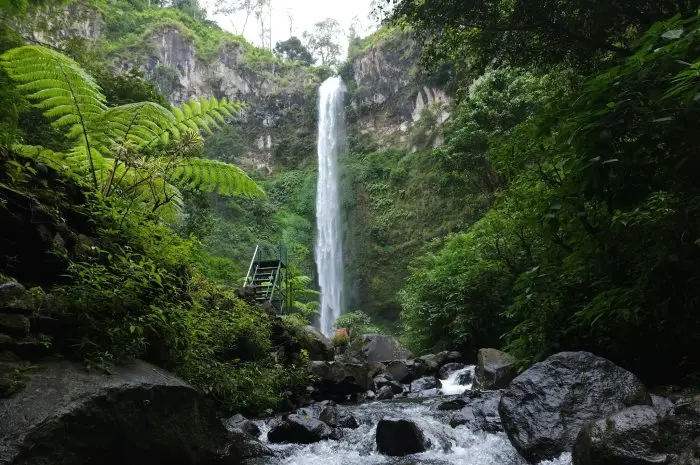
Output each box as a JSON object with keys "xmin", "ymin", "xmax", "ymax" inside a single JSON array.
[{"xmin": 1, "ymin": 335, "xmax": 699, "ymax": 465}]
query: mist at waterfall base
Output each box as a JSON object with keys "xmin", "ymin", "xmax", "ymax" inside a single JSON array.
[
  {"xmin": 259, "ymin": 366, "xmax": 572, "ymax": 465},
  {"xmin": 315, "ymin": 76, "xmax": 345, "ymax": 336}
]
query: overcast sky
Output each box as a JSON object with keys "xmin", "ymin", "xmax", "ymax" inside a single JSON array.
[{"xmin": 203, "ymin": 0, "xmax": 378, "ymax": 58}]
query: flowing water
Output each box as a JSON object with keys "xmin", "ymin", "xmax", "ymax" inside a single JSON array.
[
  {"xmin": 439, "ymin": 366, "xmax": 474, "ymax": 395},
  {"xmin": 315, "ymin": 76, "xmax": 346, "ymax": 336},
  {"xmin": 258, "ymin": 367, "xmax": 573, "ymax": 465}
]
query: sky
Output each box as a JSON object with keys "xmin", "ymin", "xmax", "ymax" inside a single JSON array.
[{"xmin": 203, "ymin": 0, "xmax": 378, "ymax": 58}]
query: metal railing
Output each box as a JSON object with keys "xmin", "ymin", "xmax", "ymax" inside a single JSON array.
[
  {"xmin": 243, "ymin": 244, "xmax": 260, "ymax": 287},
  {"xmin": 241, "ymin": 243, "xmax": 290, "ymax": 313}
]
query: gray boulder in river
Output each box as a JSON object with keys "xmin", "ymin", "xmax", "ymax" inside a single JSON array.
[
  {"xmin": 499, "ymin": 351, "xmax": 651, "ymax": 463},
  {"xmin": 340, "ymin": 333, "xmax": 412, "ymax": 363},
  {"xmin": 437, "ymin": 362, "xmax": 467, "ymax": 380},
  {"xmin": 376, "ymin": 418, "xmax": 428, "ymax": 456},
  {"xmin": 267, "ymin": 414, "xmax": 334, "ymax": 444},
  {"xmin": 573, "ymin": 404, "xmax": 700, "ymax": 465},
  {"xmin": 474, "ymin": 348, "xmax": 517, "ymax": 390},
  {"xmin": 309, "ymin": 360, "xmax": 373, "ymax": 400},
  {"xmin": 299, "ymin": 325, "xmax": 334, "ymax": 361},
  {"xmin": 416, "ymin": 351, "xmax": 462, "ymax": 374},
  {"xmin": 0, "ymin": 360, "xmax": 263, "ymax": 465},
  {"xmin": 450, "ymin": 390, "xmax": 504, "ymax": 432}
]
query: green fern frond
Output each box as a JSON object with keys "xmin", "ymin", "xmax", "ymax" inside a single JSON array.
[
  {"xmin": 13, "ymin": 144, "xmax": 70, "ymax": 172},
  {"xmin": 170, "ymin": 158, "xmax": 264, "ymax": 197},
  {"xmin": 1, "ymin": 45, "xmax": 108, "ymax": 187},
  {"xmin": 169, "ymin": 97, "xmax": 242, "ymax": 138},
  {"xmin": 90, "ymin": 102, "xmax": 176, "ymax": 153},
  {"xmin": 1, "ymin": 46, "xmax": 107, "ymax": 131}
]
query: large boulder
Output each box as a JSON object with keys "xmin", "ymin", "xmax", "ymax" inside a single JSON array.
[
  {"xmin": 417, "ymin": 351, "xmax": 463, "ymax": 375},
  {"xmin": 573, "ymin": 406, "xmax": 700, "ymax": 465},
  {"xmin": 410, "ymin": 376, "xmax": 438, "ymax": 393},
  {"xmin": 474, "ymin": 348, "xmax": 517, "ymax": 390},
  {"xmin": 385, "ymin": 360, "xmax": 425, "ymax": 384},
  {"xmin": 341, "ymin": 334, "xmax": 411, "ymax": 363},
  {"xmin": 457, "ymin": 369, "xmax": 474, "ymax": 386},
  {"xmin": 450, "ymin": 391, "xmax": 503, "ymax": 432},
  {"xmin": 299, "ymin": 326, "xmax": 334, "ymax": 361},
  {"xmin": 376, "ymin": 418, "xmax": 428, "ymax": 456},
  {"xmin": 0, "ymin": 282, "xmax": 32, "ymax": 312},
  {"xmin": 223, "ymin": 414, "xmax": 261, "ymax": 438},
  {"xmin": 318, "ymin": 403, "xmax": 359, "ymax": 429},
  {"xmin": 267, "ymin": 415, "xmax": 333, "ymax": 444},
  {"xmin": 499, "ymin": 351, "xmax": 651, "ymax": 463},
  {"xmin": 309, "ymin": 361, "xmax": 372, "ymax": 401},
  {"xmin": 0, "ymin": 360, "xmax": 252, "ymax": 465}
]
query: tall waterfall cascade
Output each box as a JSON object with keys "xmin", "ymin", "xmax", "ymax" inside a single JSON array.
[{"xmin": 316, "ymin": 76, "xmax": 346, "ymax": 337}]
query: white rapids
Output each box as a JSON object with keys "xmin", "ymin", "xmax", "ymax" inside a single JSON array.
[
  {"xmin": 259, "ymin": 396, "xmax": 572, "ymax": 465},
  {"xmin": 439, "ymin": 366, "xmax": 475, "ymax": 395},
  {"xmin": 255, "ymin": 365, "xmax": 571, "ymax": 465}
]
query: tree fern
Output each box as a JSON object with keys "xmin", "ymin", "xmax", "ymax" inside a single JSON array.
[
  {"xmin": 171, "ymin": 158, "xmax": 264, "ymax": 197},
  {"xmin": 168, "ymin": 97, "xmax": 242, "ymax": 140},
  {"xmin": 2, "ymin": 45, "xmax": 263, "ymax": 214},
  {"xmin": 1, "ymin": 46, "xmax": 106, "ymax": 187}
]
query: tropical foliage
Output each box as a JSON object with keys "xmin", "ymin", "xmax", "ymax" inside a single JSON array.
[
  {"xmin": 1, "ymin": 45, "xmax": 262, "ymax": 219},
  {"xmin": 395, "ymin": 12, "xmax": 700, "ymax": 382},
  {"xmin": 0, "ymin": 3, "xmax": 313, "ymax": 413}
]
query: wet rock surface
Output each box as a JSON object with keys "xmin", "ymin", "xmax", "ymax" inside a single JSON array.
[
  {"xmin": 300, "ymin": 326, "xmax": 334, "ymax": 361},
  {"xmin": 573, "ymin": 405, "xmax": 700, "ymax": 465},
  {"xmin": 385, "ymin": 359, "xmax": 426, "ymax": 384},
  {"xmin": 474, "ymin": 348, "xmax": 517, "ymax": 390},
  {"xmin": 449, "ymin": 391, "xmax": 503, "ymax": 432},
  {"xmin": 499, "ymin": 351, "xmax": 651, "ymax": 463},
  {"xmin": 318, "ymin": 403, "xmax": 359, "ymax": 429},
  {"xmin": 267, "ymin": 414, "xmax": 334, "ymax": 444},
  {"xmin": 376, "ymin": 418, "xmax": 428, "ymax": 456},
  {"xmin": 410, "ymin": 376, "xmax": 438, "ymax": 393},
  {"xmin": 0, "ymin": 360, "xmax": 252, "ymax": 465},
  {"xmin": 309, "ymin": 360, "xmax": 372, "ymax": 401},
  {"xmin": 340, "ymin": 333, "xmax": 411, "ymax": 363},
  {"xmin": 224, "ymin": 414, "xmax": 262, "ymax": 438}
]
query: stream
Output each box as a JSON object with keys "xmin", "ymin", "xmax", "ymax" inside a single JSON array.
[{"xmin": 257, "ymin": 368, "xmax": 573, "ymax": 465}]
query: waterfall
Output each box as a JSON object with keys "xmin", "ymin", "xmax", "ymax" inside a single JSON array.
[{"xmin": 316, "ymin": 76, "xmax": 345, "ymax": 337}]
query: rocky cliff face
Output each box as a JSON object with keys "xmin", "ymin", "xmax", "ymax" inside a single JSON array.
[
  {"xmin": 14, "ymin": 1, "xmax": 320, "ymax": 173},
  {"xmin": 15, "ymin": 3, "xmax": 447, "ymax": 170},
  {"xmin": 344, "ymin": 29, "xmax": 452, "ymax": 152}
]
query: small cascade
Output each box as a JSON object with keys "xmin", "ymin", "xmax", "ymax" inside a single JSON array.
[
  {"xmin": 315, "ymin": 76, "xmax": 346, "ymax": 336},
  {"xmin": 439, "ymin": 366, "xmax": 475, "ymax": 395}
]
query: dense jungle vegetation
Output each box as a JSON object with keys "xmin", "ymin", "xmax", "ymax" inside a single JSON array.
[
  {"xmin": 0, "ymin": 0, "xmax": 321, "ymax": 413},
  {"xmin": 2, "ymin": 0, "xmax": 700, "ymax": 415},
  {"xmin": 356, "ymin": 0, "xmax": 700, "ymax": 383}
]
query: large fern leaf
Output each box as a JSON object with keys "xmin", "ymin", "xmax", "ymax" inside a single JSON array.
[
  {"xmin": 168, "ymin": 97, "xmax": 243, "ymax": 141},
  {"xmin": 91, "ymin": 102, "xmax": 177, "ymax": 153},
  {"xmin": 170, "ymin": 158, "xmax": 264, "ymax": 197},
  {"xmin": 1, "ymin": 45, "xmax": 107, "ymax": 187}
]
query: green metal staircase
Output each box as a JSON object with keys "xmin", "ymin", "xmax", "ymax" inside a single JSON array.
[{"xmin": 243, "ymin": 244, "xmax": 288, "ymax": 311}]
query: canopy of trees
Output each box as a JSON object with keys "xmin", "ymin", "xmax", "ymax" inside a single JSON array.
[
  {"xmin": 303, "ymin": 18, "xmax": 343, "ymax": 66},
  {"xmin": 274, "ymin": 36, "xmax": 315, "ymax": 66},
  {"xmin": 388, "ymin": 8, "xmax": 700, "ymax": 383}
]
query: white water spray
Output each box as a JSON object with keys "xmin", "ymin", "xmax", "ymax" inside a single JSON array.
[{"xmin": 316, "ymin": 76, "xmax": 345, "ymax": 336}]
